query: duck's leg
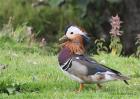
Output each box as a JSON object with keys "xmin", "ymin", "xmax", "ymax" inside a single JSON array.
[
  {"xmin": 97, "ymin": 83, "xmax": 102, "ymax": 89},
  {"xmin": 77, "ymin": 83, "xmax": 84, "ymax": 92}
]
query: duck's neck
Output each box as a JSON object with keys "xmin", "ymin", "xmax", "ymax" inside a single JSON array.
[{"xmin": 62, "ymin": 39, "xmax": 85, "ymax": 55}]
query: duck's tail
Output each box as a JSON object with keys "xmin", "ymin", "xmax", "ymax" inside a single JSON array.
[
  {"xmin": 110, "ymin": 74, "xmax": 130, "ymax": 85},
  {"xmin": 123, "ymin": 80, "xmax": 129, "ymax": 85}
]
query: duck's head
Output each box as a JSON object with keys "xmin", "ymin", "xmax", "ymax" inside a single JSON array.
[
  {"xmin": 59, "ymin": 25, "xmax": 90, "ymax": 54},
  {"xmin": 59, "ymin": 26, "xmax": 90, "ymax": 46}
]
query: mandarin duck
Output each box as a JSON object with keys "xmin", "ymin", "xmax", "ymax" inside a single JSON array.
[{"xmin": 58, "ymin": 25, "xmax": 129, "ymax": 92}]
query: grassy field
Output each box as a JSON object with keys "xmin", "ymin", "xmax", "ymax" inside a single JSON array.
[{"xmin": 0, "ymin": 39, "xmax": 140, "ymax": 99}]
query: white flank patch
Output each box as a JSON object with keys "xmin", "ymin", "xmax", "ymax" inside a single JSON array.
[
  {"xmin": 104, "ymin": 71, "xmax": 116, "ymax": 80},
  {"xmin": 90, "ymin": 71, "xmax": 117, "ymax": 83},
  {"xmin": 67, "ymin": 26, "xmax": 87, "ymax": 36},
  {"xmin": 75, "ymin": 57, "xmax": 80, "ymax": 59}
]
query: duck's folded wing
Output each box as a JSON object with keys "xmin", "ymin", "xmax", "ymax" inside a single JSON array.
[
  {"xmin": 65, "ymin": 55, "xmax": 129, "ymax": 84},
  {"xmin": 71, "ymin": 55, "xmax": 121, "ymax": 76}
]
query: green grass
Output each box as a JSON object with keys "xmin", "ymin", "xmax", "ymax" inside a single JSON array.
[{"xmin": 0, "ymin": 40, "xmax": 140, "ymax": 99}]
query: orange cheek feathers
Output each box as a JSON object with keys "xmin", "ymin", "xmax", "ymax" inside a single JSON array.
[{"xmin": 62, "ymin": 35, "xmax": 85, "ymax": 54}]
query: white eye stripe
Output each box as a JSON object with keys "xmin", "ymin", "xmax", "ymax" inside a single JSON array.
[{"xmin": 66, "ymin": 26, "xmax": 87, "ymax": 36}]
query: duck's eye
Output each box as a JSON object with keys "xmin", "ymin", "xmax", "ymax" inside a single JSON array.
[{"xmin": 70, "ymin": 32, "xmax": 73, "ymax": 34}]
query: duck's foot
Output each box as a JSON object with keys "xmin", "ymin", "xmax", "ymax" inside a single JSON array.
[
  {"xmin": 97, "ymin": 83, "xmax": 102, "ymax": 89},
  {"xmin": 75, "ymin": 83, "xmax": 84, "ymax": 93}
]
